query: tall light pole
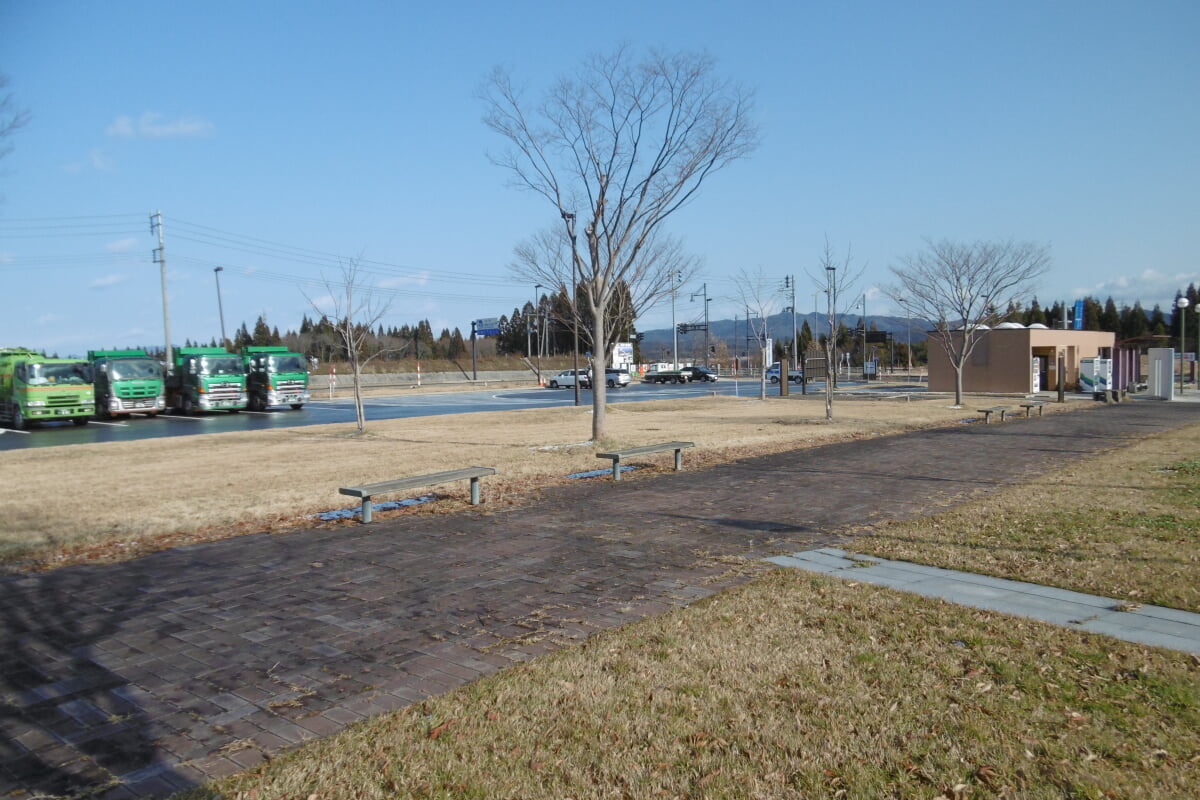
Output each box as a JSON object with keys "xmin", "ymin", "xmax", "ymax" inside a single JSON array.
[
  {"xmin": 670, "ymin": 271, "xmax": 681, "ymax": 369},
  {"xmin": 899, "ymin": 297, "xmax": 912, "ymax": 372},
  {"xmin": 561, "ymin": 212, "xmax": 581, "ymax": 407},
  {"xmin": 690, "ymin": 282, "xmax": 709, "ymax": 367},
  {"xmin": 861, "ymin": 295, "xmax": 868, "ymax": 380},
  {"xmin": 533, "ymin": 284, "xmax": 543, "ymax": 384},
  {"xmin": 213, "ymin": 266, "xmax": 227, "ymax": 349},
  {"xmin": 1178, "ymin": 296, "xmax": 1190, "ymax": 393}
]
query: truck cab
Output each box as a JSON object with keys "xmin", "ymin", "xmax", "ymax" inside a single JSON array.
[
  {"xmin": 0, "ymin": 348, "xmax": 95, "ymax": 429},
  {"xmin": 167, "ymin": 347, "xmax": 248, "ymax": 415},
  {"xmin": 242, "ymin": 346, "xmax": 311, "ymax": 410},
  {"xmin": 88, "ymin": 349, "xmax": 166, "ymax": 418}
]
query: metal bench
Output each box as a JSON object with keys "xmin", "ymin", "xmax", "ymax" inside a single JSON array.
[
  {"xmin": 595, "ymin": 441, "xmax": 695, "ymax": 481},
  {"xmin": 339, "ymin": 466, "xmax": 497, "ymax": 523},
  {"xmin": 976, "ymin": 406, "xmax": 1011, "ymax": 424},
  {"xmin": 1019, "ymin": 401, "xmax": 1048, "ymax": 418}
]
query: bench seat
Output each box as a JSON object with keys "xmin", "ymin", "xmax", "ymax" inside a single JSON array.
[
  {"xmin": 976, "ymin": 406, "xmax": 1011, "ymax": 424},
  {"xmin": 595, "ymin": 441, "xmax": 695, "ymax": 481},
  {"xmin": 340, "ymin": 466, "xmax": 497, "ymax": 523},
  {"xmin": 1019, "ymin": 401, "xmax": 1047, "ymax": 417}
]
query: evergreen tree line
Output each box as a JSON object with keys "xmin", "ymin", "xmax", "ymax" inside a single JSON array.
[
  {"xmin": 181, "ymin": 284, "xmax": 1199, "ymax": 366},
  {"xmin": 181, "ymin": 314, "xmax": 469, "ymax": 363}
]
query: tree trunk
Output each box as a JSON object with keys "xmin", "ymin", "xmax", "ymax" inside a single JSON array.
[
  {"xmin": 351, "ymin": 351, "xmax": 366, "ymax": 432},
  {"xmin": 954, "ymin": 364, "xmax": 964, "ymax": 408},
  {"xmin": 591, "ymin": 313, "xmax": 607, "ymax": 441}
]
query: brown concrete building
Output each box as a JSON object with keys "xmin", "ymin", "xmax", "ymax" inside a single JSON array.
[{"xmin": 928, "ymin": 324, "xmax": 1116, "ymax": 394}]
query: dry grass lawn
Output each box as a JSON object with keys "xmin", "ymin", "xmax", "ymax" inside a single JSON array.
[
  {"xmin": 171, "ymin": 405, "xmax": 1200, "ymax": 800},
  {"xmin": 1, "ymin": 392, "xmax": 1063, "ymax": 571},
  {"xmin": 850, "ymin": 423, "xmax": 1200, "ymax": 613}
]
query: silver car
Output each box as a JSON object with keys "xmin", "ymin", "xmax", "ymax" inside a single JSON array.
[{"xmin": 547, "ymin": 369, "xmax": 591, "ymax": 389}]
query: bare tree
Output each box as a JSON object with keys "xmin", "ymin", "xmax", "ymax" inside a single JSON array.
[
  {"xmin": 0, "ymin": 74, "xmax": 30, "ymax": 166},
  {"xmin": 808, "ymin": 239, "xmax": 867, "ymax": 420},
  {"xmin": 303, "ymin": 257, "xmax": 393, "ymax": 433},
  {"xmin": 483, "ymin": 47, "xmax": 759, "ymax": 440},
  {"xmin": 887, "ymin": 238, "xmax": 1051, "ymax": 406},
  {"xmin": 733, "ymin": 267, "xmax": 780, "ymax": 400},
  {"xmin": 511, "ymin": 226, "xmax": 698, "ymax": 376}
]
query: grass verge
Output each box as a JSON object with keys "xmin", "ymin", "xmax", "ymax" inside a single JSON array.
[
  {"xmin": 849, "ymin": 423, "xmax": 1200, "ymax": 613},
  {"xmin": 177, "ymin": 570, "xmax": 1200, "ymax": 800},
  {"xmin": 1, "ymin": 393, "xmax": 1048, "ymax": 572}
]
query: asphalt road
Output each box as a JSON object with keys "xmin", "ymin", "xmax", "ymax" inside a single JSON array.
[{"xmin": 0, "ymin": 378, "xmax": 868, "ymax": 451}]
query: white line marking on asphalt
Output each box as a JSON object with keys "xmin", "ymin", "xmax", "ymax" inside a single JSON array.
[
  {"xmin": 0, "ymin": 428, "xmax": 32, "ymax": 435},
  {"xmin": 88, "ymin": 421, "xmax": 128, "ymax": 427}
]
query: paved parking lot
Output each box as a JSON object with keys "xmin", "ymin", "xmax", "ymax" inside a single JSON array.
[{"xmin": 0, "ymin": 400, "xmax": 1195, "ymax": 798}]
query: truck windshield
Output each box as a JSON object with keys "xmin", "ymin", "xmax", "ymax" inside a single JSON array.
[
  {"xmin": 268, "ymin": 355, "xmax": 307, "ymax": 373},
  {"xmin": 109, "ymin": 359, "xmax": 162, "ymax": 381},
  {"xmin": 28, "ymin": 362, "xmax": 90, "ymax": 385},
  {"xmin": 199, "ymin": 356, "xmax": 245, "ymax": 376}
]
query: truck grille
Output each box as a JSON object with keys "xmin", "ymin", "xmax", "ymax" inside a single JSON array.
[
  {"xmin": 118, "ymin": 386, "xmax": 159, "ymax": 398},
  {"xmin": 47, "ymin": 394, "xmax": 82, "ymax": 407},
  {"xmin": 276, "ymin": 379, "xmax": 306, "ymax": 390},
  {"xmin": 206, "ymin": 381, "xmax": 244, "ymax": 398}
]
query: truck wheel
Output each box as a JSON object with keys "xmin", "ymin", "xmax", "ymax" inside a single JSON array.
[
  {"xmin": 73, "ymin": 417, "xmax": 90, "ymax": 426},
  {"xmin": 770, "ymin": 376, "xmax": 779, "ymax": 384},
  {"xmin": 12, "ymin": 408, "xmax": 25, "ymax": 430},
  {"xmin": 181, "ymin": 396, "xmax": 194, "ymax": 416},
  {"xmin": 290, "ymin": 403, "xmax": 303, "ymax": 410},
  {"xmin": 607, "ymin": 379, "xmax": 615, "ymax": 388}
]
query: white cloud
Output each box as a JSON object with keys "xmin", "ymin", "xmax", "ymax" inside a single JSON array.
[
  {"xmin": 1078, "ymin": 268, "xmax": 1200, "ymax": 308},
  {"xmin": 89, "ymin": 148, "xmax": 115, "ymax": 171},
  {"xmin": 37, "ymin": 313, "xmax": 65, "ymax": 325},
  {"xmin": 90, "ymin": 274, "xmax": 129, "ymax": 289},
  {"xmin": 379, "ymin": 270, "xmax": 431, "ymax": 290},
  {"xmin": 105, "ymin": 237, "xmax": 139, "ymax": 254},
  {"xmin": 107, "ymin": 111, "xmax": 215, "ymax": 139}
]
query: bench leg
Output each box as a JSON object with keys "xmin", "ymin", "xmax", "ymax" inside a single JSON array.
[
  {"xmin": 470, "ymin": 476, "xmax": 481, "ymax": 505},
  {"xmin": 612, "ymin": 457, "xmax": 622, "ymax": 481},
  {"xmin": 674, "ymin": 448, "xmax": 683, "ymax": 471},
  {"xmin": 999, "ymin": 411, "xmax": 1007, "ymax": 422},
  {"xmin": 361, "ymin": 497, "xmax": 373, "ymax": 524},
  {"xmin": 981, "ymin": 412, "xmax": 991, "ymax": 424}
]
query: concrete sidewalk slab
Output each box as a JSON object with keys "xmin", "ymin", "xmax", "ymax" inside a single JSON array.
[{"xmin": 767, "ymin": 548, "xmax": 1200, "ymax": 656}]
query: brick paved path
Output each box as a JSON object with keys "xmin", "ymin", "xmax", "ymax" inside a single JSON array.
[{"xmin": 1, "ymin": 402, "xmax": 1195, "ymax": 798}]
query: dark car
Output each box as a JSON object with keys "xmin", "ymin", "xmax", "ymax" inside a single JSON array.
[{"xmin": 680, "ymin": 366, "xmax": 718, "ymax": 382}]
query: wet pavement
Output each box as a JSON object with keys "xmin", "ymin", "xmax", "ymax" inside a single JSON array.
[{"xmin": 0, "ymin": 400, "xmax": 1196, "ymax": 798}]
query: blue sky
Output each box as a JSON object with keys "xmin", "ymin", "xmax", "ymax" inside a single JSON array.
[{"xmin": 2, "ymin": 0, "xmax": 1198, "ymax": 356}]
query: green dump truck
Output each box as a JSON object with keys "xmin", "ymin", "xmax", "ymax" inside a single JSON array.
[
  {"xmin": 88, "ymin": 349, "xmax": 166, "ymax": 418},
  {"xmin": 0, "ymin": 347, "xmax": 95, "ymax": 429},
  {"xmin": 242, "ymin": 345, "xmax": 310, "ymax": 410},
  {"xmin": 166, "ymin": 346, "xmax": 248, "ymax": 415}
]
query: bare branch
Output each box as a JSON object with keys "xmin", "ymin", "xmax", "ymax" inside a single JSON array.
[{"xmin": 483, "ymin": 47, "xmax": 758, "ymax": 439}]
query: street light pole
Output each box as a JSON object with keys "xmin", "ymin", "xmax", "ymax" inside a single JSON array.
[
  {"xmin": 690, "ymin": 282, "xmax": 709, "ymax": 367},
  {"xmin": 533, "ymin": 284, "xmax": 543, "ymax": 385},
  {"xmin": 671, "ymin": 271, "xmax": 681, "ymax": 369},
  {"xmin": 1178, "ymin": 296, "xmax": 1190, "ymax": 393},
  {"xmin": 213, "ymin": 267, "xmax": 227, "ymax": 349},
  {"xmin": 825, "ymin": 265, "xmax": 836, "ymax": 417},
  {"xmin": 562, "ymin": 212, "xmax": 580, "ymax": 407}
]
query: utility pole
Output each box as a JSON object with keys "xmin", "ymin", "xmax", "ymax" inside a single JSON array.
[
  {"xmin": 150, "ymin": 210, "xmax": 172, "ymax": 365},
  {"xmin": 213, "ymin": 267, "xmax": 227, "ymax": 348},
  {"xmin": 690, "ymin": 282, "xmax": 709, "ymax": 367},
  {"xmin": 561, "ymin": 212, "xmax": 581, "ymax": 407},
  {"xmin": 670, "ymin": 271, "xmax": 681, "ymax": 369}
]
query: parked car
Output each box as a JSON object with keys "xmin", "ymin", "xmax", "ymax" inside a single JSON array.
[
  {"xmin": 547, "ymin": 369, "xmax": 590, "ymax": 389},
  {"xmin": 766, "ymin": 362, "xmax": 804, "ymax": 384},
  {"xmin": 601, "ymin": 368, "xmax": 631, "ymax": 388},
  {"xmin": 680, "ymin": 366, "xmax": 718, "ymax": 382}
]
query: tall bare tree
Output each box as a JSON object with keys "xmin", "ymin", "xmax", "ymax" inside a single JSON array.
[
  {"xmin": 0, "ymin": 74, "xmax": 30, "ymax": 166},
  {"xmin": 304, "ymin": 257, "xmax": 393, "ymax": 433},
  {"xmin": 483, "ymin": 47, "xmax": 758, "ymax": 440},
  {"xmin": 887, "ymin": 238, "xmax": 1051, "ymax": 406},
  {"xmin": 808, "ymin": 239, "xmax": 866, "ymax": 421}
]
